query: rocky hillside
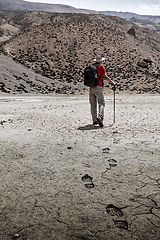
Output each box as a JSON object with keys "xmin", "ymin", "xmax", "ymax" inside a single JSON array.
[
  {"xmin": 1, "ymin": 13, "xmax": 160, "ymax": 94},
  {"xmin": 0, "ymin": 0, "xmax": 160, "ymax": 33},
  {"xmin": 0, "ymin": 53, "xmax": 84, "ymax": 94}
]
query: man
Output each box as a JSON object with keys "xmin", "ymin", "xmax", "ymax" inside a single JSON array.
[{"xmin": 90, "ymin": 55, "xmax": 116, "ymax": 127}]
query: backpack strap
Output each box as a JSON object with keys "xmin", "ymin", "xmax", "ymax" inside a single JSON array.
[{"xmin": 94, "ymin": 63, "xmax": 103, "ymax": 86}]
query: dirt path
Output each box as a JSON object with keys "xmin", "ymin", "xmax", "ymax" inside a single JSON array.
[{"xmin": 0, "ymin": 93, "xmax": 160, "ymax": 240}]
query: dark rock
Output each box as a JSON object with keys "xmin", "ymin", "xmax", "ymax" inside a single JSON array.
[
  {"xmin": 0, "ymin": 28, "xmax": 4, "ymax": 37},
  {"xmin": 67, "ymin": 146, "xmax": 72, "ymax": 149},
  {"xmin": 127, "ymin": 27, "xmax": 136, "ymax": 37},
  {"xmin": 143, "ymin": 57, "xmax": 152, "ymax": 64},
  {"xmin": 137, "ymin": 60, "xmax": 148, "ymax": 68}
]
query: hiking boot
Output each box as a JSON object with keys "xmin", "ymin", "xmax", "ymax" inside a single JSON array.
[
  {"xmin": 93, "ymin": 120, "xmax": 99, "ymax": 125},
  {"xmin": 97, "ymin": 116, "xmax": 103, "ymax": 127}
]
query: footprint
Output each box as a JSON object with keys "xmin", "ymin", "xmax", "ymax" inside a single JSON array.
[
  {"xmin": 102, "ymin": 159, "xmax": 117, "ymax": 176},
  {"xmin": 114, "ymin": 220, "xmax": 128, "ymax": 230},
  {"xmin": 106, "ymin": 204, "xmax": 123, "ymax": 217},
  {"xmin": 82, "ymin": 174, "xmax": 92, "ymax": 182},
  {"xmin": 106, "ymin": 204, "xmax": 128, "ymax": 230},
  {"xmin": 81, "ymin": 174, "xmax": 94, "ymax": 188},
  {"xmin": 102, "ymin": 147, "xmax": 110, "ymax": 153},
  {"xmin": 108, "ymin": 159, "xmax": 117, "ymax": 168}
]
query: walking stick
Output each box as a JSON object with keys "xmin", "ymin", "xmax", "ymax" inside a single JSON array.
[{"xmin": 113, "ymin": 85, "xmax": 116, "ymax": 124}]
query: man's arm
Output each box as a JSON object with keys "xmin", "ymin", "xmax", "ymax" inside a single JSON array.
[{"xmin": 103, "ymin": 73, "xmax": 116, "ymax": 86}]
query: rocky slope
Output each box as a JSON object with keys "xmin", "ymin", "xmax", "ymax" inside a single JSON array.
[
  {"xmin": 0, "ymin": 53, "xmax": 85, "ymax": 94},
  {"xmin": 0, "ymin": 0, "xmax": 160, "ymax": 33},
  {"xmin": 1, "ymin": 13, "xmax": 160, "ymax": 94}
]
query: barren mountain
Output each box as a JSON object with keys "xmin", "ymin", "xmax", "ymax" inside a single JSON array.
[
  {"xmin": 1, "ymin": 12, "xmax": 160, "ymax": 94},
  {"xmin": 0, "ymin": 0, "xmax": 81, "ymax": 13},
  {"xmin": 130, "ymin": 16, "xmax": 160, "ymax": 33},
  {"xmin": 0, "ymin": 0, "xmax": 160, "ymax": 33}
]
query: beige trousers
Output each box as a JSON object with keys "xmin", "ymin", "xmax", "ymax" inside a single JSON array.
[{"xmin": 89, "ymin": 85, "xmax": 105, "ymax": 122}]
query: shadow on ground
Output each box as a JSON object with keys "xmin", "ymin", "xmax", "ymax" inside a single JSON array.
[
  {"xmin": 77, "ymin": 124, "xmax": 101, "ymax": 130},
  {"xmin": 77, "ymin": 124, "xmax": 114, "ymax": 130}
]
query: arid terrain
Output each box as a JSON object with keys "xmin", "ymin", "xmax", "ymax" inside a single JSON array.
[
  {"xmin": 0, "ymin": 0, "xmax": 160, "ymax": 33},
  {"xmin": 0, "ymin": 3, "xmax": 160, "ymax": 240},
  {"xmin": 0, "ymin": 12, "xmax": 160, "ymax": 94},
  {"xmin": 0, "ymin": 92, "xmax": 160, "ymax": 240},
  {"xmin": 0, "ymin": 54, "xmax": 85, "ymax": 94}
]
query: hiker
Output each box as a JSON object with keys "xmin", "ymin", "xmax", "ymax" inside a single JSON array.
[{"xmin": 90, "ymin": 55, "xmax": 116, "ymax": 127}]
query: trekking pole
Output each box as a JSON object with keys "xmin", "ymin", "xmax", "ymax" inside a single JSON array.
[{"xmin": 113, "ymin": 85, "xmax": 116, "ymax": 124}]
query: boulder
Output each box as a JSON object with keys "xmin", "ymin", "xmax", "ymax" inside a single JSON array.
[
  {"xmin": 137, "ymin": 60, "xmax": 148, "ymax": 68},
  {"xmin": 143, "ymin": 57, "xmax": 152, "ymax": 64},
  {"xmin": 127, "ymin": 27, "xmax": 136, "ymax": 37}
]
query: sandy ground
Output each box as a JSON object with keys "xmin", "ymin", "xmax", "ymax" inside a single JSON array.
[{"xmin": 0, "ymin": 92, "xmax": 160, "ymax": 240}]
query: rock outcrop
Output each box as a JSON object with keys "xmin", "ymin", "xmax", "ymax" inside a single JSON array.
[{"xmin": 127, "ymin": 27, "xmax": 136, "ymax": 37}]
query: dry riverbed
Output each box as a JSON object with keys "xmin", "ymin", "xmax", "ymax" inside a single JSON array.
[{"xmin": 0, "ymin": 92, "xmax": 160, "ymax": 240}]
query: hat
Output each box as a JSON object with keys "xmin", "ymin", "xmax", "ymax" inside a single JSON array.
[{"xmin": 94, "ymin": 55, "xmax": 105, "ymax": 62}]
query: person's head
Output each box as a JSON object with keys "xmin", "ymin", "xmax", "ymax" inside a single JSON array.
[{"xmin": 94, "ymin": 55, "xmax": 105, "ymax": 63}]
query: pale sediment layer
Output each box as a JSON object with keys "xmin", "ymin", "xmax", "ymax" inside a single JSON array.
[{"xmin": 0, "ymin": 93, "xmax": 160, "ymax": 239}]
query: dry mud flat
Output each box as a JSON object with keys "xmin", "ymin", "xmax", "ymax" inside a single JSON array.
[{"xmin": 0, "ymin": 92, "xmax": 160, "ymax": 240}]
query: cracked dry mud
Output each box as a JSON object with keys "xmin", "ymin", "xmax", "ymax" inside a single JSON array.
[{"xmin": 0, "ymin": 92, "xmax": 160, "ymax": 240}]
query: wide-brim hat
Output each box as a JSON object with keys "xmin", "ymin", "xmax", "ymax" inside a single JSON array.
[{"xmin": 94, "ymin": 55, "xmax": 105, "ymax": 62}]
